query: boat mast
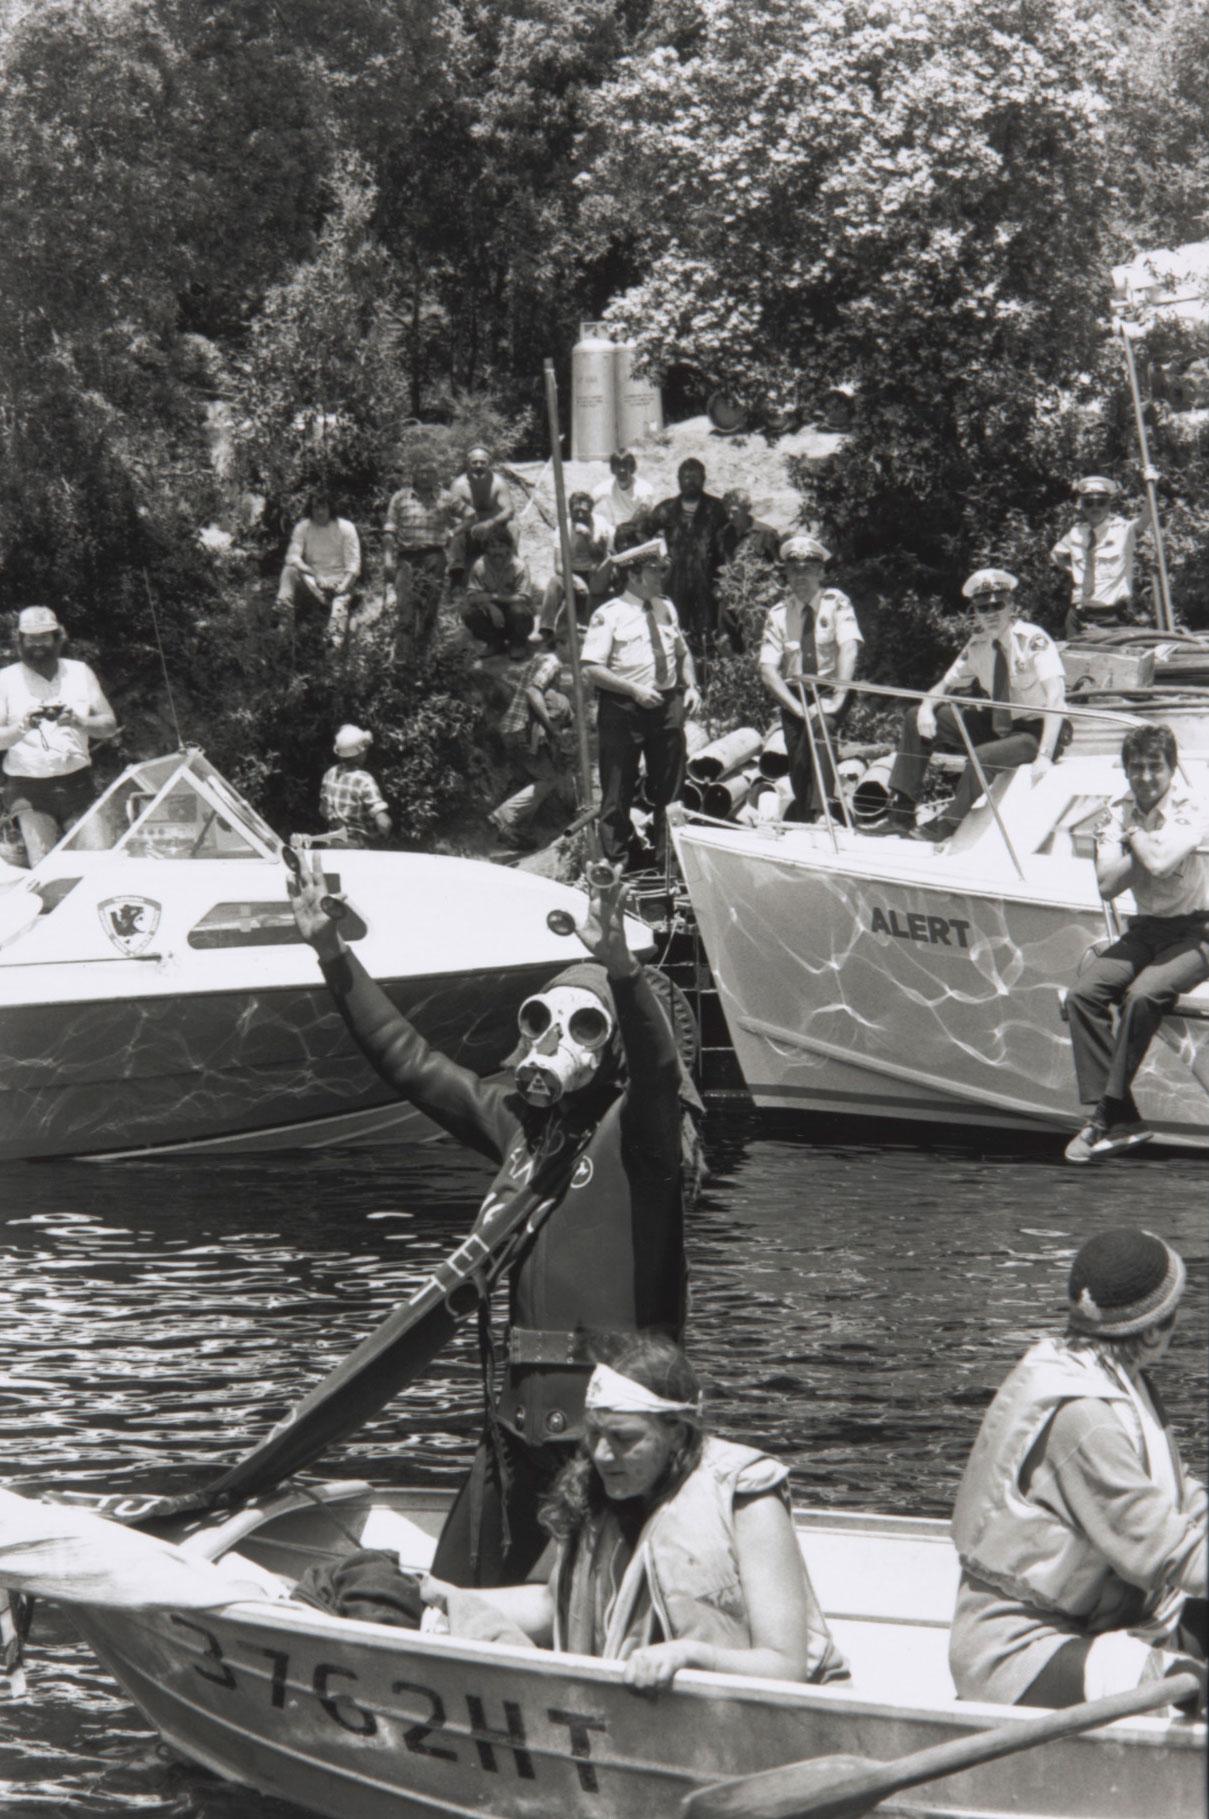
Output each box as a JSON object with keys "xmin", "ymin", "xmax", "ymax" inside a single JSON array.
[
  {"xmin": 543, "ymin": 359, "xmax": 601, "ymax": 856},
  {"xmin": 1113, "ymin": 319, "xmax": 1176, "ymax": 634}
]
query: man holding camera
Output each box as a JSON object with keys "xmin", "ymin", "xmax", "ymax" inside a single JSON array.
[{"xmin": 0, "ymin": 606, "xmax": 117, "ymax": 864}]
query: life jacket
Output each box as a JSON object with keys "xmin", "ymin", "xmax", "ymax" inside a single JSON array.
[
  {"xmin": 552, "ymin": 1436, "xmax": 847, "ymax": 1682},
  {"xmin": 951, "ymin": 1337, "xmax": 1189, "ymax": 1621}
]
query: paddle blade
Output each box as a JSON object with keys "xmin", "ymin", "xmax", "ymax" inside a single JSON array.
[{"xmin": 683, "ymin": 1755, "xmax": 884, "ymax": 1819}]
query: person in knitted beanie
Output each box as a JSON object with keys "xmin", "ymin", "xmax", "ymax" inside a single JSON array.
[{"xmin": 948, "ymin": 1228, "xmax": 1205, "ymax": 1713}]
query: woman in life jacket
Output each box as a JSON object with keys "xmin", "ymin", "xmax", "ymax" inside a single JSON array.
[
  {"xmin": 949, "ymin": 1228, "xmax": 1206, "ymax": 1714},
  {"xmin": 420, "ymin": 1335, "xmax": 849, "ymax": 1689}
]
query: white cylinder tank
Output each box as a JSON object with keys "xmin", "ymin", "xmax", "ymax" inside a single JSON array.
[
  {"xmin": 571, "ymin": 322, "xmax": 617, "ymax": 461},
  {"xmin": 613, "ymin": 339, "xmax": 664, "ymax": 446}
]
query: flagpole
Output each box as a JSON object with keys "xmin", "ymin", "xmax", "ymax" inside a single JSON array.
[{"xmin": 543, "ymin": 360, "xmax": 600, "ymax": 855}]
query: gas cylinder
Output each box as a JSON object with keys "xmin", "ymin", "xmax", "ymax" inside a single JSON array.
[
  {"xmin": 613, "ymin": 339, "xmax": 664, "ymax": 446},
  {"xmin": 571, "ymin": 323, "xmax": 616, "ymax": 461}
]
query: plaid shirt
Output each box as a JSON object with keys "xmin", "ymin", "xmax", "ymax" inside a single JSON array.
[
  {"xmin": 319, "ymin": 764, "xmax": 389, "ymax": 841},
  {"xmin": 501, "ymin": 652, "xmax": 563, "ymax": 739},
  {"xmin": 384, "ymin": 488, "xmax": 452, "ymax": 551}
]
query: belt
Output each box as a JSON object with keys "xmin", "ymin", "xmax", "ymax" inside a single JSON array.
[{"xmin": 506, "ymin": 1326, "xmax": 629, "ymax": 1367}]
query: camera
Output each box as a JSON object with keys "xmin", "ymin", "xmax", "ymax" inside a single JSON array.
[{"xmin": 34, "ymin": 703, "xmax": 66, "ymax": 722}]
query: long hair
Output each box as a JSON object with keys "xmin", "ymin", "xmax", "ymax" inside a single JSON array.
[
  {"xmin": 540, "ymin": 1335, "xmax": 705, "ymax": 1543},
  {"xmin": 1064, "ymin": 1313, "xmax": 1176, "ymax": 1374}
]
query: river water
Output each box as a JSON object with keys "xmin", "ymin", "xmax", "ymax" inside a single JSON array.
[{"xmin": 0, "ymin": 1109, "xmax": 1205, "ymax": 1816}]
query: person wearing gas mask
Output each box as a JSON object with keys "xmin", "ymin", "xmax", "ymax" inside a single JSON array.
[
  {"xmin": 286, "ymin": 853, "xmax": 699, "ymax": 1588},
  {"xmin": 885, "ymin": 568, "xmax": 1067, "ymax": 842}
]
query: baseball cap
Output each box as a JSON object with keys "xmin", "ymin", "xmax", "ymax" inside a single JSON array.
[
  {"xmin": 333, "ymin": 724, "xmax": 372, "ymax": 757},
  {"xmin": 17, "ymin": 606, "xmax": 62, "ymax": 635}
]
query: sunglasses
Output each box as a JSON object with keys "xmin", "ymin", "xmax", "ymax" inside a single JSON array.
[{"xmin": 517, "ymin": 996, "xmax": 612, "ymax": 1049}]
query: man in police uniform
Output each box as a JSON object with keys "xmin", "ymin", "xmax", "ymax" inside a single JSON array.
[
  {"xmin": 886, "ymin": 568, "xmax": 1067, "ymax": 841},
  {"xmin": 582, "ymin": 529, "xmax": 701, "ymax": 867},
  {"xmin": 757, "ymin": 534, "xmax": 862, "ymax": 821},
  {"xmin": 1051, "ymin": 476, "xmax": 1140, "ymax": 641},
  {"xmin": 1064, "ymin": 722, "xmax": 1209, "ymax": 1163}
]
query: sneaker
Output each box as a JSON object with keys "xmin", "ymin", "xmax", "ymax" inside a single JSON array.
[
  {"xmin": 909, "ymin": 817, "xmax": 956, "ymax": 843},
  {"xmin": 1093, "ymin": 1121, "xmax": 1155, "ymax": 1157},
  {"xmin": 1064, "ymin": 1120, "xmax": 1108, "ymax": 1164}
]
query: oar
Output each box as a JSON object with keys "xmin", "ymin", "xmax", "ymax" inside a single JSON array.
[{"xmin": 682, "ymin": 1672, "xmax": 1201, "ymax": 1819}]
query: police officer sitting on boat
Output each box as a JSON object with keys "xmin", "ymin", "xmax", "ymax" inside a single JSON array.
[
  {"xmin": 286, "ymin": 853, "xmax": 700, "ymax": 1589},
  {"xmin": 885, "ymin": 568, "xmax": 1067, "ymax": 843},
  {"xmin": 757, "ymin": 534, "xmax": 862, "ymax": 823}
]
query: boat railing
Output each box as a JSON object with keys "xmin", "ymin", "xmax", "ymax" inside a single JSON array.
[{"xmin": 686, "ymin": 670, "xmax": 1208, "ymax": 885}]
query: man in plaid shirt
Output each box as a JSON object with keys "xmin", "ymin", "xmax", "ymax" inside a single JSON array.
[
  {"xmin": 300, "ymin": 725, "xmax": 392, "ymax": 849},
  {"xmin": 383, "ymin": 458, "xmax": 454, "ymax": 650},
  {"xmin": 489, "ymin": 650, "xmax": 576, "ymax": 847}
]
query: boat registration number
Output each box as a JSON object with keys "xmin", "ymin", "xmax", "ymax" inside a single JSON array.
[
  {"xmin": 869, "ymin": 906, "xmax": 972, "ymax": 948},
  {"xmin": 169, "ymin": 1616, "xmax": 609, "ymax": 1788}
]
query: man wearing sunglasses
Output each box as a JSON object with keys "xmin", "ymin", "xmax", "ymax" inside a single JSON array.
[
  {"xmin": 885, "ymin": 568, "xmax": 1067, "ymax": 842},
  {"xmin": 287, "ymin": 858, "xmax": 695, "ymax": 1588}
]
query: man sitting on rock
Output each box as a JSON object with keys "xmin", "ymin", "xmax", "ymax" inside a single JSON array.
[
  {"xmin": 276, "ymin": 491, "xmax": 362, "ymax": 649},
  {"xmin": 463, "ymin": 525, "xmax": 534, "ymax": 660}
]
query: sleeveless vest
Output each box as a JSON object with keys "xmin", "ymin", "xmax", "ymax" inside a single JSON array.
[
  {"xmin": 552, "ymin": 1436, "xmax": 846, "ymax": 1682},
  {"xmin": 951, "ymin": 1338, "xmax": 1187, "ymax": 1620}
]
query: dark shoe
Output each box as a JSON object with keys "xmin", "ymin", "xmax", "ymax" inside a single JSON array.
[{"xmin": 1065, "ymin": 1120, "xmax": 1108, "ymax": 1164}]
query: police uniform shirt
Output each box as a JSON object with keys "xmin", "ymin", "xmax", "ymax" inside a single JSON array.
[
  {"xmin": 1051, "ymin": 515, "xmax": 1137, "ymax": 606},
  {"xmin": 1094, "ymin": 781, "xmax": 1209, "ymax": 919},
  {"xmin": 582, "ymin": 591, "xmax": 686, "ymax": 693},
  {"xmin": 938, "ymin": 619, "xmax": 1065, "ymax": 720},
  {"xmin": 759, "ymin": 590, "xmax": 862, "ymax": 685}
]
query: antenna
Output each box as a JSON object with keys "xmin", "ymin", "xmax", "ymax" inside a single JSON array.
[{"xmin": 141, "ymin": 568, "xmax": 185, "ymax": 751}]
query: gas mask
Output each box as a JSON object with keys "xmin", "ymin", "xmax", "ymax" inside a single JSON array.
[{"xmin": 512, "ymin": 986, "xmax": 615, "ymax": 1106}]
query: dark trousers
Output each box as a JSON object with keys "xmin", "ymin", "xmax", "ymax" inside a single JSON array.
[
  {"xmin": 431, "ymin": 1430, "xmax": 571, "ymax": 1587},
  {"xmin": 393, "ymin": 549, "xmax": 446, "ymax": 649},
  {"xmin": 597, "ymin": 688, "xmax": 686, "ymax": 865},
  {"xmin": 783, "ymin": 699, "xmax": 853, "ymax": 819},
  {"xmin": 1066, "ymin": 914, "xmax": 1209, "ymax": 1107},
  {"xmin": 462, "ymin": 599, "xmax": 535, "ymax": 656},
  {"xmin": 889, "ymin": 703, "xmax": 1044, "ymax": 825},
  {"xmin": 1064, "ymin": 604, "xmax": 1133, "ymax": 641}
]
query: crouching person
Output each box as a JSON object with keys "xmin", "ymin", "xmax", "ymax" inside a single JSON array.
[
  {"xmin": 950, "ymin": 1229, "xmax": 1206, "ymax": 1713},
  {"xmin": 422, "ymin": 1336, "xmax": 849, "ymax": 1689}
]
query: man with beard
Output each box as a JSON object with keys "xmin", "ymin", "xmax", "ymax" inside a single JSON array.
[
  {"xmin": 0, "ymin": 606, "xmax": 117, "ymax": 864},
  {"xmin": 650, "ymin": 459, "xmax": 729, "ymax": 653},
  {"xmin": 286, "ymin": 856, "xmax": 698, "ymax": 1587}
]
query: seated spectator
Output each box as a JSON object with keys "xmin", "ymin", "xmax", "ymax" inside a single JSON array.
[
  {"xmin": 885, "ymin": 568, "xmax": 1067, "ymax": 842},
  {"xmin": 296, "ymin": 725, "xmax": 391, "ymax": 849},
  {"xmin": 488, "ymin": 649, "xmax": 577, "ymax": 849},
  {"xmin": 535, "ymin": 491, "xmax": 612, "ymax": 646},
  {"xmin": 463, "ymin": 526, "xmax": 534, "ymax": 660},
  {"xmin": 0, "ymin": 606, "xmax": 117, "ymax": 865},
  {"xmin": 758, "ymin": 536, "xmax": 862, "ymax": 823},
  {"xmin": 446, "ymin": 447, "xmax": 515, "ymax": 588},
  {"xmin": 1051, "ymin": 477, "xmax": 1140, "ymax": 642},
  {"xmin": 720, "ymin": 489, "xmax": 781, "ymax": 565},
  {"xmin": 382, "ymin": 459, "xmax": 453, "ymax": 651},
  {"xmin": 421, "ymin": 1336, "xmax": 849, "ymax": 1690},
  {"xmin": 276, "ymin": 491, "xmax": 362, "ymax": 647},
  {"xmin": 592, "ymin": 448, "xmax": 655, "ymax": 532},
  {"xmin": 950, "ymin": 1229, "xmax": 1206, "ymax": 1714}
]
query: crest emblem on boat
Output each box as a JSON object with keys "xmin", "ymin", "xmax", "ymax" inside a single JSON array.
[{"xmin": 97, "ymin": 894, "xmax": 161, "ymax": 956}]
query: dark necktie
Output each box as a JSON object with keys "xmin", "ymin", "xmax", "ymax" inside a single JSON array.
[
  {"xmin": 991, "ymin": 640, "xmax": 1013, "ymax": 735},
  {"xmin": 1081, "ymin": 524, "xmax": 1097, "ymax": 604},
  {"xmin": 644, "ymin": 603, "xmax": 671, "ymax": 688}
]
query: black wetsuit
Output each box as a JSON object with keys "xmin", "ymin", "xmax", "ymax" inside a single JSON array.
[{"xmin": 317, "ymin": 948, "xmax": 686, "ymax": 1584}]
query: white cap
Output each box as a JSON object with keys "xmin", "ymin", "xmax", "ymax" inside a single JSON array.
[
  {"xmin": 611, "ymin": 535, "xmax": 668, "ymax": 569},
  {"xmin": 333, "ymin": 723, "xmax": 372, "ymax": 757},
  {"xmin": 962, "ymin": 568, "xmax": 1018, "ymax": 600},
  {"xmin": 1075, "ymin": 475, "xmax": 1121, "ymax": 498},
  {"xmin": 17, "ymin": 606, "xmax": 62, "ymax": 635},
  {"xmin": 780, "ymin": 534, "xmax": 831, "ymax": 563}
]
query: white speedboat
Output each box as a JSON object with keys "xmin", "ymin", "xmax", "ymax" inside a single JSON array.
[
  {"xmin": 0, "ymin": 749, "xmax": 650, "ymax": 1161},
  {"xmin": 672, "ymin": 685, "xmax": 1209, "ymax": 1149}
]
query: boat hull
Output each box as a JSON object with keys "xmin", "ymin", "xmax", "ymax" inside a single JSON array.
[
  {"xmin": 0, "ymin": 964, "xmax": 554, "ymax": 1161},
  {"xmin": 674, "ymin": 828, "xmax": 1209, "ymax": 1148},
  {"xmin": 61, "ymin": 1490, "xmax": 1204, "ymax": 1819}
]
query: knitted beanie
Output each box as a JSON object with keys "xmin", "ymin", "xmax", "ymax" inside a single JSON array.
[{"xmin": 1068, "ymin": 1229, "xmax": 1186, "ymax": 1337}]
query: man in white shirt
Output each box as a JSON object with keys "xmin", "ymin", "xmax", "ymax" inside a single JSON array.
[
  {"xmin": 886, "ymin": 568, "xmax": 1067, "ymax": 841},
  {"xmin": 757, "ymin": 534, "xmax": 862, "ymax": 821},
  {"xmin": 1064, "ymin": 722, "xmax": 1209, "ymax": 1163},
  {"xmin": 591, "ymin": 448, "xmax": 655, "ymax": 532},
  {"xmin": 582, "ymin": 529, "xmax": 701, "ymax": 867},
  {"xmin": 1051, "ymin": 476, "xmax": 1139, "ymax": 641},
  {"xmin": 275, "ymin": 490, "xmax": 362, "ymax": 646},
  {"xmin": 0, "ymin": 606, "xmax": 117, "ymax": 863}
]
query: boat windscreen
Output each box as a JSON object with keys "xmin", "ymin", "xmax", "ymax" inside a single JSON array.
[{"xmin": 58, "ymin": 754, "xmax": 272, "ymax": 860}]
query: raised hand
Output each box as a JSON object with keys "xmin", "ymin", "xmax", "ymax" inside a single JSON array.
[
  {"xmin": 574, "ymin": 862, "xmax": 639, "ymax": 979},
  {"xmin": 283, "ymin": 845, "xmax": 345, "ymax": 956}
]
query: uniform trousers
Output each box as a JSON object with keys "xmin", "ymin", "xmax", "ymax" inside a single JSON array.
[
  {"xmin": 889, "ymin": 703, "xmax": 1045, "ymax": 824},
  {"xmin": 782, "ymin": 699, "xmax": 853, "ymax": 820},
  {"xmin": 596, "ymin": 687, "xmax": 686, "ymax": 865},
  {"xmin": 1063, "ymin": 604, "xmax": 1133, "ymax": 642},
  {"xmin": 1066, "ymin": 914, "xmax": 1209, "ymax": 1106}
]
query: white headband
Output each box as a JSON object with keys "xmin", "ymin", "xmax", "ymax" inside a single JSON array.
[{"xmin": 584, "ymin": 1363, "xmax": 703, "ymax": 1422}]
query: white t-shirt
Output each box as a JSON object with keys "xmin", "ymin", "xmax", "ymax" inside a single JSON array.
[{"xmin": 0, "ymin": 658, "xmax": 113, "ymax": 778}]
